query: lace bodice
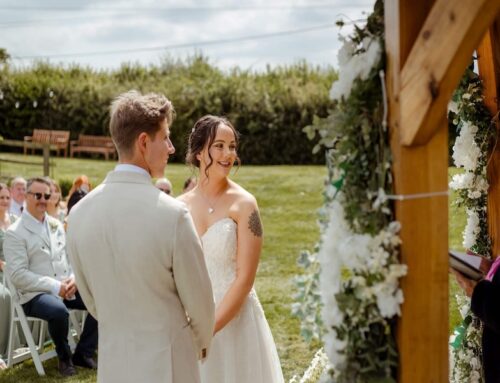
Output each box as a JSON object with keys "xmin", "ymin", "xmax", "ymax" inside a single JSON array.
[
  {"xmin": 201, "ymin": 218, "xmax": 239, "ymax": 304},
  {"xmin": 199, "ymin": 221, "xmax": 284, "ymax": 383}
]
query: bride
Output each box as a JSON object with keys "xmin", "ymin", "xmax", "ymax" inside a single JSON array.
[{"xmin": 178, "ymin": 115, "xmax": 284, "ymax": 383}]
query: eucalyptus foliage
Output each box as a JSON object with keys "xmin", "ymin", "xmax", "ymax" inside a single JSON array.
[
  {"xmin": 449, "ymin": 64, "xmax": 497, "ymax": 383},
  {"xmin": 293, "ymin": 2, "xmax": 406, "ymax": 382}
]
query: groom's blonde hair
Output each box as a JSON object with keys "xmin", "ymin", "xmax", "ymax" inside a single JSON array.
[{"xmin": 109, "ymin": 90, "xmax": 175, "ymax": 158}]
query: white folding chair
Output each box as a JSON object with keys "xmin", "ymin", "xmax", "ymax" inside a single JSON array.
[{"xmin": 4, "ymin": 274, "xmax": 79, "ymax": 376}]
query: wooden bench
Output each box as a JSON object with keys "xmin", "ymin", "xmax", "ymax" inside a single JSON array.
[
  {"xmin": 24, "ymin": 129, "xmax": 70, "ymax": 157},
  {"xmin": 70, "ymin": 134, "xmax": 116, "ymax": 160}
]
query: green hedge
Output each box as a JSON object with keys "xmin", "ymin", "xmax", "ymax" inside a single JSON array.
[{"xmin": 0, "ymin": 56, "xmax": 336, "ymax": 165}]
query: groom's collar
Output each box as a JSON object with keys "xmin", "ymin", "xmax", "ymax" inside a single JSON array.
[
  {"xmin": 115, "ymin": 163, "xmax": 151, "ymax": 179},
  {"xmin": 103, "ymin": 170, "xmax": 152, "ymax": 185}
]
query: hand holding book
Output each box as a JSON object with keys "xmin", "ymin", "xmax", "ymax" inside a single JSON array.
[{"xmin": 449, "ymin": 250, "xmax": 484, "ymax": 281}]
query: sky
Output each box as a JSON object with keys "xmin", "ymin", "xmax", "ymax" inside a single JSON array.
[{"xmin": 1, "ymin": 0, "xmax": 375, "ymax": 71}]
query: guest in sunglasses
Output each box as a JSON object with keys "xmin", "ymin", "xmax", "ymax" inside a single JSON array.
[{"xmin": 3, "ymin": 177, "xmax": 98, "ymax": 377}]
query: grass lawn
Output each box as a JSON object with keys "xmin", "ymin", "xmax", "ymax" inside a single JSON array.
[
  {"xmin": 0, "ymin": 154, "xmax": 469, "ymax": 382},
  {"xmin": 0, "ymin": 153, "xmax": 324, "ymax": 382}
]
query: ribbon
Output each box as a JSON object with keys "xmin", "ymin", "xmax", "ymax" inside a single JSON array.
[{"xmin": 450, "ymin": 314, "xmax": 472, "ymax": 350}]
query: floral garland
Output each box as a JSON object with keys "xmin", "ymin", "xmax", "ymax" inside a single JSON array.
[
  {"xmin": 289, "ymin": 349, "xmax": 330, "ymax": 383},
  {"xmin": 292, "ymin": 2, "xmax": 407, "ymax": 381},
  {"xmin": 448, "ymin": 64, "xmax": 496, "ymax": 383}
]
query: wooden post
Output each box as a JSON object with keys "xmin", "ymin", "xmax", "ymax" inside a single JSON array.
[
  {"xmin": 477, "ymin": 18, "xmax": 500, "ymax": 257},
  {"xmin": 42, "ymin": 144, "xmax": 50, "ymax": 176},
  {"xmin": 385, "ymin": 1, "xmax": 449, "ymax": 382}
]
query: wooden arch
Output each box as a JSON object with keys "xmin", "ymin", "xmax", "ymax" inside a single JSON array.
[{"xmin": 384, "ymin": 0, "xmax": 500, "ymax": 382}]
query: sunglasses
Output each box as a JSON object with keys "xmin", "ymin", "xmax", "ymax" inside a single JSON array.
[
  {"xmin": 27, "ymin": 192, "xmax": 52, "ymax": 201},
  {"xmin": 160, "ymin": 188, "xmax": 171, "ymax": 195}
]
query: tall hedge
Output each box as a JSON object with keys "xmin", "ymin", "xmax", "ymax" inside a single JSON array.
[{"xmin": 0, "ymin": 56, "xmax": 336, "ymax": 164}]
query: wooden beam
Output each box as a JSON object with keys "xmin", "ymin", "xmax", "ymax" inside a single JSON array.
[
  {"xmin": 399, "ymin": 0, "xmax": 500, "ymax": 146},
  {"xmin": 385, "ymin": 1, "xmax": 449, "ymax": 382},
  {"xmin": 477, "ymin": 18, "xmax": 500, "ymax": 257}
]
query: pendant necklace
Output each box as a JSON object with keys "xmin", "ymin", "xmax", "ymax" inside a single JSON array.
[{"xmin": 199, "ymin": 186, "xmax": 227, "ymax": 214}]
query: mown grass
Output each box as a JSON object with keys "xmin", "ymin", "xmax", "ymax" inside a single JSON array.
[{"xmin": 0, "ymin": 153, "xmax": 324, "ymax": 382}]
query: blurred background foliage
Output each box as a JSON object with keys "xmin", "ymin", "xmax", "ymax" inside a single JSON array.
[{"xmin": 0, "ymin": 54, "xmax": 337, "ymax": 165}]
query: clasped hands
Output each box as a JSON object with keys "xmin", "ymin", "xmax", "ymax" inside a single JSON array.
[{"xmin": 58, "ymin": 277, "xmax": 77, "ymax": 300}]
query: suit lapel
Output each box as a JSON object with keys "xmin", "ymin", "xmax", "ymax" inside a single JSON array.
[{"xmin": 22, "ymin": 214, "xmax": 51, "ymax": 248}]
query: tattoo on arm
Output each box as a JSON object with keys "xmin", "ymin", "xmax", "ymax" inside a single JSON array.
[{"xmin": 248, "ymin": 210, "xmax": 263, "ymax": 237}]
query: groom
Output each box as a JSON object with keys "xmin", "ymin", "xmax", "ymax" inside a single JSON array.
[{"xmin": 66, "ymin": 91, "xmax": 215, "ymax": 383}]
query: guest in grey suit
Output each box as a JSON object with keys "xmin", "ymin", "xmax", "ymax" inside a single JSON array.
[{"xmin": 3, "ymin": 177, "xmax": 98, "ymax": 377}]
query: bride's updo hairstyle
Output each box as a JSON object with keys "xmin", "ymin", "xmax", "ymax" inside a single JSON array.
[{"xmin": 186, "ymin": 115, "xmax": 240, "ymax": 177}]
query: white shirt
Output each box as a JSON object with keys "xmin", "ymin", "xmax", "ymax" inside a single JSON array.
[
  {"xmin": 9, "ymin": 199, "xmax": 24, "ymax": 217},
  {"xmin": 115, "ymin": 163, "xmax": 151, "ymax": 178}
]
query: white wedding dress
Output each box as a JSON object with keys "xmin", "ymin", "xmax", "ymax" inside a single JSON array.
[{"xmin": 200, "ymin": 218, "xmax": 284, "ymax": 383}]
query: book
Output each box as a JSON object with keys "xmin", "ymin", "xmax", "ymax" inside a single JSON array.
[{"xmin": 449, "ymin": 250, "xmax": 484, "ymax": 281}]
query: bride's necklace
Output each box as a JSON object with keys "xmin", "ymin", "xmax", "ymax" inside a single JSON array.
[{"xmin": 199, "ymin": 186, "xmax": 227, "ymax": 214}]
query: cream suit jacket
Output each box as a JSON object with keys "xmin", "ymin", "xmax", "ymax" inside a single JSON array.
[
  {"xmin": 4, "ymin": 213, "xmax": 71, "ymax": 304},
  {"xmin": 66, "ymin": 171, "xmax": 215, "ymax": 383}
]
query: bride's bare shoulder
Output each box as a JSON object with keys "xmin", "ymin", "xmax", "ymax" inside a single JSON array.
[
  {"xmin": 176, "ymin": 189, "xmax": 196, "ymax": 206},
  {"xmin": 228, "ymin": 182, "xmax": 258, "ymax": 217}
]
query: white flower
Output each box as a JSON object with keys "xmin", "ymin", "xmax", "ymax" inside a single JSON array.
[
  {"xmin": 449, "ymin": 172, "xmax": 474, "ymax": 190},
  {"xmin": 337, "ymin": 37, "xmax": 356, "ymax": 67},
  {"xmin": 463, "ymin": 209, "xmax": 480, "ymax": 249},
  {"xmin": 325, "ymin": 184, "xmax": 337, "ymax": 200},
  {"xmin": 372, "ymin": 187, "xmax": 387, "ymax": 210},
  {"xmin": 330, "ymin": 36, "xmax": 382, "ymax": 101},
  {"xmin": 293, "ymin": 349, "xmax": 330, "ymax": 383},
  {"xmin": 468, "ymin": 190, "xmax": 482, "ymax": 199},
  {"xmin": 452, "ymin": 122, "xmax": 481, "ymax": 171},
  {"xmin": 374, "ymin": 284, "xmax": 404, "ymax": 318},
  {"xmin": 448, "ymin": 100, "xmax": 459, "ymax": 114}
]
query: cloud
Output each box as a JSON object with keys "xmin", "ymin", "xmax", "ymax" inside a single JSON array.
[{"xmin": 0, "ymin": 0, "xmax": 374, "ymax": 70}]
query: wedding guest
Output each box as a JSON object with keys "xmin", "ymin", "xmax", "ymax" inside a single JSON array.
[
  {"xmin": 453, "ymin": 255, "xmax": 500, "ymax": 382},
  {"xmin": 46, "ymin": 178, "xmax": 66, "ymax": 223},
  {"xmin": 4, "ymin": 177, "xmax": 98, "ymax": 376},
  {"xmin": 183, "ymin": 176, "xmax": 197, "ymax": 194},
  {"xmin": 8, "ymin": 177, "xmax": 26, "ymax": 216},
  {"xmin": 67, "ymin": 176, "xmax": 91, "ymax": 214},
  {"xmin": 155, "ymin": 177, "xmax": 173, "ymax": 195},
  {"xmin": 0, "ymin": 183, "xmax": 16, "ymax": 367},
  {"xmin": 178, "ymin": 115, "xmax": 284, "ymax": 382}
]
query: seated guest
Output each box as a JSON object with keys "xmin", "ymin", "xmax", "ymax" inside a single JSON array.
[
  {"xmin": 8, "ymin": 177, "xmax": 26, "ymax": 217},
  {"xmin": 0, "ymin": 183, "xmax": 16, "ymax": 367},
  {"xmin": 4, "ymin": 177, "xmax": 98, "ymax": 377},
  {"xmin": 46, "ymin": 178, "xmax": 66, "ymax": 223},
  {"xmin": 155, "ymin": 177, "xmax": 173, "ymax": 195},
  {"xmin": 452, "ymin": 255, "xmax": 500, "ymax": 382},
  {"xmin": 182, "ymin": 176, "xmax": 197, "ymax": 194},
  {"xmin": 67, "ymin": 175, "xmax": 91, "ymax": 214}
]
